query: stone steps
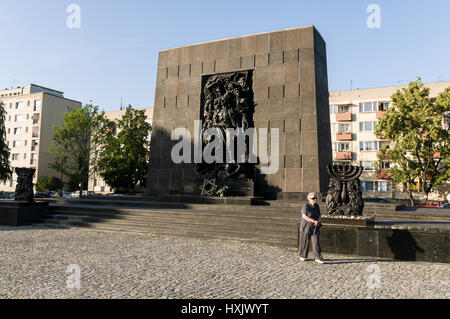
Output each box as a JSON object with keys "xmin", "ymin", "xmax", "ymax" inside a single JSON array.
[
  {"xmin": 45, "ymin": 208, "xmax": 299, "ymax": 230},
  {"xmin": 32, "ymin": 204, "xmax": 301, "ymax": 248}
]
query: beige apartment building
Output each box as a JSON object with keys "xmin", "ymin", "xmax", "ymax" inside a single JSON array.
[
  {"xmin": 88, "ymin": 107, "xmax": 153, "ymax": 193},
  {"xmin": 0, "ymin": 84, "xmax": 81, "ymax": 192},
  {"xmin": 329, "ymin": 81, "xmax": 450, "ymax": 199}
]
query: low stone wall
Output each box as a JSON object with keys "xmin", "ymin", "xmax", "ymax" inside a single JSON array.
[{"xmin": 318, "ymin": 224, "xmax": 449, "ymax": 263}]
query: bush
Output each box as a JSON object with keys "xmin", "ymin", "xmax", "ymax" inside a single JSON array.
[{"xmin": 35, "ymin": 176, "xmax": 62, "ymax": 192}]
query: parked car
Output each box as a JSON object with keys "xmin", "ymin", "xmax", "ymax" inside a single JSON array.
[
  {"xmin": 438, "ymin": 203, "xmax": 450, "ymax": 209},
  {"xmin": 34, "ymin": 192, "xmax": 49, "ymax": 198},
  {"xmin": 364, "ymin": 198, "xmax": 390, "ymax": 203},
  {"xmin": 417, "ymin": 201, "xmax": 441, "ymax": 208}
]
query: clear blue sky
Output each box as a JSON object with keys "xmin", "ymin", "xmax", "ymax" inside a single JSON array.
[{"xmin": 1, "ymin": 0, "xmax": 449, "ymax": 111}]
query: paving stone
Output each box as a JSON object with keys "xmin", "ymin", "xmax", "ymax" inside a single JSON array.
[{"xmin": 0, "ymin": 226, "xmax": 448, "ymax": 299}]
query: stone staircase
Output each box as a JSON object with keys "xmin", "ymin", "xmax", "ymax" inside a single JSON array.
[{"xmin": 32, "ymin": 200, "xmax": 302, "ymax": 248}]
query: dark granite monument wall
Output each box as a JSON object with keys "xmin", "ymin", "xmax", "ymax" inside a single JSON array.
[{"xmin": 145, "ymin": 25, "xmax": 332, "ymax": 198}]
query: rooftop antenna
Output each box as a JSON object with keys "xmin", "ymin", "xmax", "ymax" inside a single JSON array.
[
  {"xmin": 350, "ymin": 78, "xmax": 353, "ymax": 90},
  {"xmin": 120, "ymin": 96, "xmax": 123, "ymax": 111}
]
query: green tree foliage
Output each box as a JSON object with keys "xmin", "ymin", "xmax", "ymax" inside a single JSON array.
[
  {"xmin": 375, "ymin": 78, "xmax": 450, "ymax": 205},
  {"xmin": 35, "ymin": 176, "xmax": 63, "ymax": 192},
  {"xmin": 49, "ymin": 104, "xmax": 109, "ymax": 196},
  {"xmin": 97, "ymin": 106, "xmax": 151, "ymax": 194},
  {"xmin": 0, "ymin": 102, "xmax": 11, "ymax": 182}
]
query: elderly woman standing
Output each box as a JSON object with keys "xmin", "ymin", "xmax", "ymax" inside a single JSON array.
[{"xmin": 298, "ymin": 192, "xmax": 324, "ymax": 264}]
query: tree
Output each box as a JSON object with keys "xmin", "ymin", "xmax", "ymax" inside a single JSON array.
[
  {"xmin": 375, "ymin": 78, "xmax": 450, "ymax": 205},
  {"xmin": 49, "ymin": 104, "xmax": 109, "ymax": 197},
  {"xmin": 97, "ymin": 106, "xmax": 151, "ymax": 194},
  {"xmin": 35, "ymin": 176, "xmax": 63, "ymax": 193},
  {"xmin": 0, "ymin": 102, "xmax": 11, "ymax": 182}
]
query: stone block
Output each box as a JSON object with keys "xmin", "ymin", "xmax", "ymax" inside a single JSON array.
[
  {"xmin": 269, "ymin": 64, "xmax": 284, "ymax": 86},
  {"xmin": 302, "ymin": 168, "xmax": 320, "ymax": 190},
  {"xmin": 241, "ymin": 55, "xmax": 255, "ymax": 69},
  {"xmin": 241, "ymin": 35, "xmax": 256, "ymax": 55},
  {"xmin": 298, "ymin": 26, "xmax": 314, "ymax": 48},
  {"xmin": 285, "ymin": 62, "xmax": 300, "ymax": 83},
  {"xmin": 285, "ymin": 133, "xmax": 302, "ymax": 155},
  {"xmin": 285, "ymin": 155, "xmax": 302, "ymax": 168},
  {"xmin": 255, "ymin": 54, "xmax": 269, "ymax": 67},
  {"xmin": 229, "ymin": 38, "xmax": 241, "ymax": 57},
  {"xmin": 285, "ymin": 97, "xmax": 301, "ymax": 116},
  {"xmin": 301, "ymin": 131, "xmax": 318, "ymax": 155},
  {"xmin": 335, "ymin": 227, "xmax": 358, "ymax": 255},
  {"xmin": 254, "ymin": 67, "xmax": 269, "ymax": 88},
  {"xmin": 284, "ymin": 29, "xmax": 299, "ymax": 50},
  {"xmin": 269, "ymin": 85, "xmax": 284, "ymax": 99},
  {"xmin": 285, "ymin": 118, "xmax": 301, "ymax": 132},
  {"xmin": 285, "ymin": 168, "xmax": 302, "ymax": 192},
  {"xmin": 269, "ymin": 52, "xmax": 283, "ymax": 65},
  {"xmin": 269, "ymin": 31, "xmax": 284, "ymax": 53},
  {"xmin": 256, "ymin": 33, "xmax": 269, "ymax": 53},
  {"xmin": 285, "ymin": 83, "xmax": 300, "ymax": 98}
]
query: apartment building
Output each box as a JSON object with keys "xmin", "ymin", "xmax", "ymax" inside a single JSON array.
[
  {"xmin": 0, "ymin": 84, "xmax": 81, "ymax": 191},
  {"xmin": 89, "ymin": 107, "xmax": 153, "ymax": 193},
  {"xmin": 329, "ymin": 81, "xmax": 450, "ymax": 197}
]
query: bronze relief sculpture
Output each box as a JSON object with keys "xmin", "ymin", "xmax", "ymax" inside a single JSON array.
[{"xmin": 196, "ymin": 71, "xmax": 255, "ymax": 181}]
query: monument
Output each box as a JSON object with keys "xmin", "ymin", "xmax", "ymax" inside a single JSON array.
[
  {"xmin": 0, "ymin": 167, "xmax": 48, "ymax": 226},
  {"xmin": 145, "ymin": 25, "xmax": 332, "ymax": 200}
]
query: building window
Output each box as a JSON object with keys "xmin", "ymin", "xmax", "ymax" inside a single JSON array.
[
  {"xmin": 359, "ymin": 102, "xmax": 378, "ymax": 113},
  {"xmin": 359, "ymin": 121, "xmax": 378, "ymax": 132},
  {"xmin": 12, "ymin": 141, "xmax": 21, "ymax": 148},
  {"xmin": 338, "ymin": 105, "xmax": 350, "ymax": 113},
  {"xmin": 34, "ymin": 100, "xmax": 41, "ymax": 112},
  {"xmin": 360, "ymin": 141, "xmax": 379, "ymax": 151},
  {"xmin": 329, "ymin": 105, "xmax": 338, "ymax": 114},
  {"xmin": 12, "ymin": 154, "xmax": 20, "ymax": 161},
  {"xmin": 361, "ymin": 181, "xmax": 392, "ymax": 192},
  {"xmin": 331, "ymin": 123, "xmax": 338, "ymax": 133},
  {"xmin": 15, "ymin": 102, "xmax": 24, "ymax": 110},
  {"xmin": 15, "ymin": 115, "xmax": 24, "ymax": 122},
  {"xmin": 379, "ymin": 102, "xmax": 390, "ymax": 111},
  {"xmin": 338, "ymin": 124, "xmax": 350, "ymax": 132},
  {"xmin": 333, "ymin": 142, "xmax": 350, "ymax": 151},
  {"xmin": 13, "ymin": 128, "xmax": 21, "ymax": 135},
  {"xmin": 360, "ymin": 161, "xmax": 375, "ymax": 171},
  {"xmin": 380, "ymin": 161, "xmax": 391, "ymax": 169}
]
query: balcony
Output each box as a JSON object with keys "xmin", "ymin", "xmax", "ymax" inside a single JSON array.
[
  {"xmin": 335, "ymin": 151, "xmax": 352, "ymax": 160},
  {"xmin": 377, "ymin": 169, "xmax": 392, "ymax": 179},
  {"xmin": 335, "ymin": 112, "xmax": 352, "ymax": 121},
  {"xmin": 376, "ymin": 110, "xmax": 387, "ymax": 119},
  {"xmin": 336, "ymin": 132, "xmax": 352, "ymax": 141}
]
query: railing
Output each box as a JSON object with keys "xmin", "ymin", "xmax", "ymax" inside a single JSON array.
[
  {"xmin": 336, "ymin": 132, "xmax": 352, "ymax": 141},
  {"xmin": 335, "ymin": 151, "xmax": 352, "ymax": 160},
  {"xmin": 335, "ymin": 112, "xmax": 352, "ymax": 121}
]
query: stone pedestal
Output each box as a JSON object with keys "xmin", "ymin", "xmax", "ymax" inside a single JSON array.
[{"xmin": 0, "ymin": 201, "xmax": 49, "ymax": 226}]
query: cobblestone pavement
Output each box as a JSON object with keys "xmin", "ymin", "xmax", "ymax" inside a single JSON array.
[{"xmin": 0, "ymin": 226, "xmax": 448, "ymax": 299}]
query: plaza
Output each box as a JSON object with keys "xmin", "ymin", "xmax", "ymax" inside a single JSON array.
[{"xmin": 0, "ymin": 226, "xmax": 448, "ymax": 299}]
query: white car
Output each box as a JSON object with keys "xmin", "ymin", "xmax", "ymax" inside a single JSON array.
[{"xmin": 439, "ymin": 203, "xmax": 450, "ymax": 209}]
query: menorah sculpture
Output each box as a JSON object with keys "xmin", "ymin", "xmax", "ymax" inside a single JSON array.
[{"xmin": 326, "ymin": 165, "xmax": 364, "ymax": 216}]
